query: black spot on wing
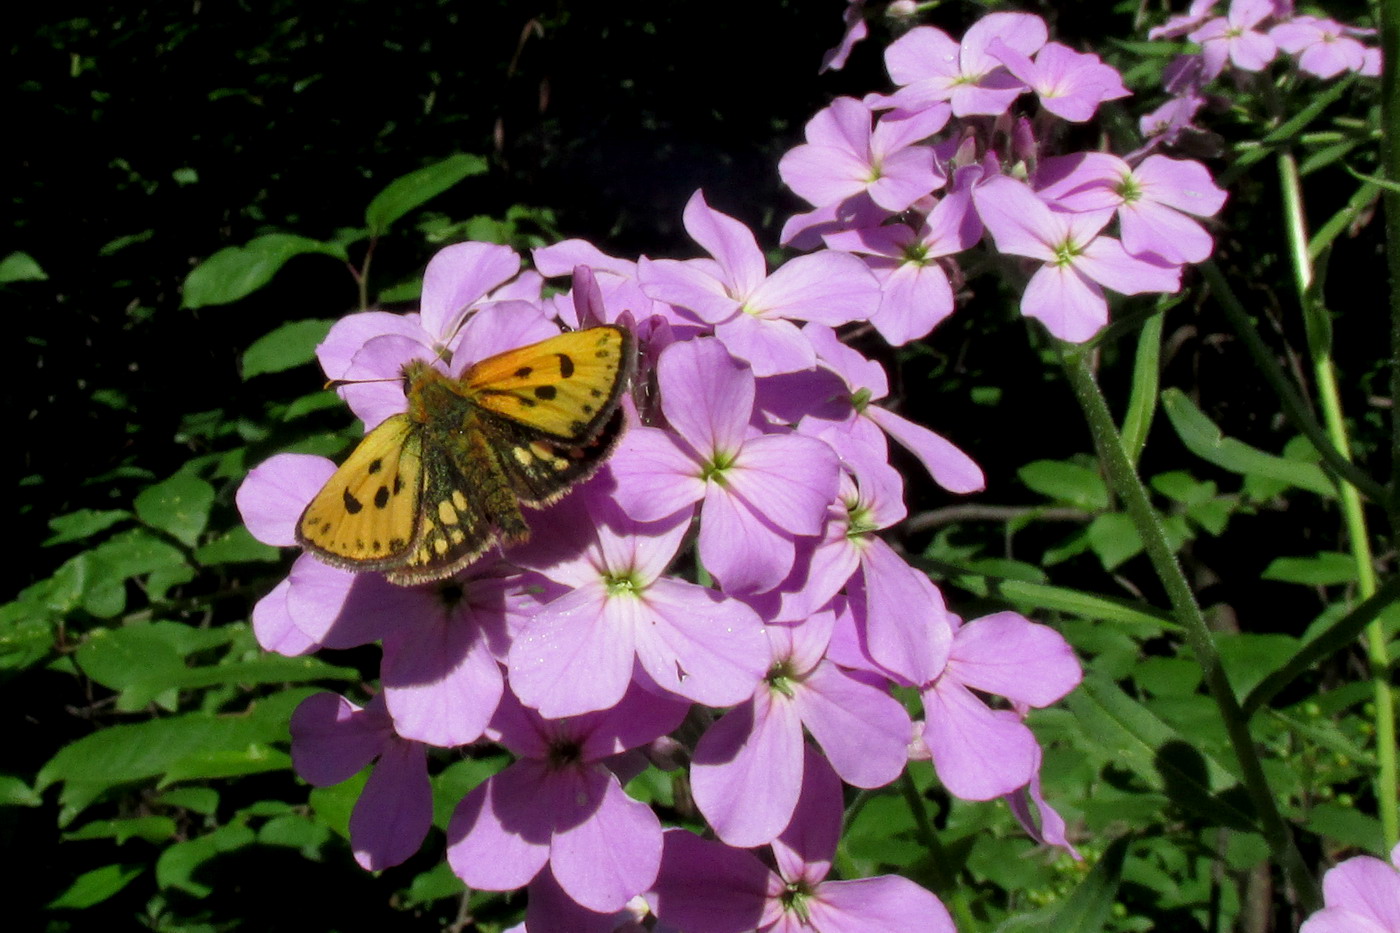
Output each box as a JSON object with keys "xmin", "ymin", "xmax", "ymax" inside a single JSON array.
[
  {"xmin": 534, "ymin": 385, "xmax": 557, "ymax": 401},
  {"xmin": 343, "ymin": 489, "xmax": 363, "ymax": 514},
  {"xmin": 374, "ymin": 486, "xmax": 390, "ymax": 508},
  {"xmin": 556, "ymin": 353, "xmax": 575, "ymax": 377},
  {"xmin": 368, "ymin": 458, "xmax": 382, "ymax": 474},
  {"xmin": 515, "ymin": 366, "xmax": 533, "ymax": 378}
]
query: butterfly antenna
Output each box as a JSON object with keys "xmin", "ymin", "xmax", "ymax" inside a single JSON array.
[{"xmin": 323, "ymin": 375, "xmax": 401, "ymax": 390}]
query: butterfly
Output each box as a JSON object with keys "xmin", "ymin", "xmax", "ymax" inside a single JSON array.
[{"xmin": 296, "ymin": 324, "xmax": 634, "ymax": 585}]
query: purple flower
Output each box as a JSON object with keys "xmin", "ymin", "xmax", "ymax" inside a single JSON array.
[
  {"xmin": 877, "ymin": 14, "xmax": 1048, "ymax": 118},
  {"xmin": 820, "ymin": 0, "xmax": 868, "ymax": 73},
  {"xmin": 988, "ymin": 40, "xmax": 1131, "ymax": 122},
  {"xmin": 1036, "ymin": 152, "xmax": 1227, "ymax": 264},
  {"xmin": 690, "ymin": 606, "xmax": 913, "ymax": 846},
  {"xmin": 796, "ymin": 323, "xmax": 985, "ymax": 496},
  {"xmin": 779, "ymin": 97, "xmax": 947, "ymax": 213},
  {"xmin": 916, "ymin": 611, "xmax": 1082, "ymax": 800},
  {"xmin": 639, "ymin": 191, "xmax": 880, "ymax": 375},
  {"xmin": 1272, "ymin": 16, "xmax": 1380, "ymax": 79},
  {"xmin": 973, "ymin": 175, "xmax": 1182, "ymax": 342},
  {"xmin": 609, "ymin": 338, "xmax": 841, "ymax": 594},
  {"xmin": 260, "ymin": 553, "xmax": 541, "ymax": 746},
  {"xmin": 822, "ymin": 185, "xmax": 982, "ymax": 343},
  {"xmin": 317, "ymin": 298, "xmax": 559, "ymax": 431},
  {"xmin": 1148, "ymin": 0, "xmax": 1220, "ymax": 39},
  {"xmin": 650, "ymin": 750, "xmax": 955, "ymax": 933},
  {"xmin": 1139, "ymin": 94, "xmax": 1206, "ymax": 147},
  {"xmin": 446, "ymin": 684, "xmax": 689, "ymax": 913},
  {"xmin": 1300, "ymin": 843, "xmax": 1400, "ymax": 933},
  {"xmin": 1188, "ymin": 0, "xmax": 1278, "ymax": 75},
  {"xmin": 507, "ymin": 487, "xmax": 769, "ymax": 717},
  {"xmin": 290, "ymin": 693, "xmax": 432, "ymax": 870}
]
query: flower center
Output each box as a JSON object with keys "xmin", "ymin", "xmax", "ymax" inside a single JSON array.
[
  {"xmin": 766, "ymin": 658, "xmax": 799, "ymax": 698},
  {"xmin": 604, "ymin": 570, "xmax": 645, "ymax": 597},
  {"xmin": 1052, "ymin": 237, "xmax": 1083, "ymax": 267},
  {"xmin": 780, "ymin": 881, "xmax": 815, "ymax": 921},
  {"xmin": 701, "ymin": 450, "xmax": 738, "ymax": 484},
  {"xmin": 1114, "ymin": 173, "xmax": 1142, "ymax": 204}
]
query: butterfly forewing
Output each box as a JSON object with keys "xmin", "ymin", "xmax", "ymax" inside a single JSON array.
[
  {"xmin": 296, "ymin": 415, "xmax": 424, "ymax": 569},
  {"xmin": 464, "ymin": 326, "xmax": 633, "ymax": 441}
]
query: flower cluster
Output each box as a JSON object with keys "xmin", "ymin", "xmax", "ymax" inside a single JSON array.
[
  {"xmin": 224, "ymin": 7, "xmax": 1318, "ymax": 930},
  {"xmin": 783, "ymin": 10, "xmax": 1225, "ymax": 344},
  {"xmin": 1143, "ymin": 0, "xmax": 1382, "ymax": 148}
]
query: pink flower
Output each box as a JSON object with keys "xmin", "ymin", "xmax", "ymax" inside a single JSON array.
[
  {"xmin": 507, "ymin": 490, "xmax": 769, "ymax": 717},
  {"xmin": 690, "ymin": 607, "xmax": 913, "ymax": 846},
  {"xmin": 779, "ymin": 97, "xmax": 948, "ymax": 213},
  {"xmin": 1036, "ymin": 152, "xmax": 1227, "ymax": 264},
  {"xmin": 650, "ymin": 752, "xmax": 955, "ymax": 933},
  {"xmin": 640, "ymin": 191, "xmax": 880, "ymax": 376},
  {"xmin": 973, "ymin": 175, "xmax": 1182, "ymax": 342},
  {"xmin": 1300, "ymin": 843, "xmax": 1400, "ymax": 933},
  {"xmin": 1188, "ymin": 0, "xmax": 1278, "ymax": 75},
  {"xmin": 609, "ymin": 338, "xmax": 841, "ymax": 594},
  {"xmin": 1272, "ymin": 16, "xmax": 1380, "ymax": 79},
  {"xmin": 446, "ymin": 685, "xmax": 690, "ymax": 913},
  {"xmin": 988, "ymin": 40, "xmax": 1130, "ymax": 122},
  {"xmin": 877, "ymin": 14, "xmax": 1049, "ymax": 118},
  {"xmin": 290, "ymin": 693, "xmax": 432, "ymax": 870},
  {"xmin": 822, "ymin": 186, "xmax": 982, "ymax": 343},
  {"xmin": 916, "ymin": 612, "xmax": 1082, "ymax": 800}
]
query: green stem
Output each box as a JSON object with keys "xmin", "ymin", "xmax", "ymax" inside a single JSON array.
[
  {"xmin": 1200, "ymin": 262, "xmax": 1388, "ymax": 506},
  {"xmin": 897, "ymin": 772, "xmax": 974, "ymax": 928},
  {"xmin": 1276, "ymin": 150, "xmax": 1399, "ymax": 849},
  {"xmin": 1058, "ymin": 348, "xmax": 1320, "ymax": 911}
]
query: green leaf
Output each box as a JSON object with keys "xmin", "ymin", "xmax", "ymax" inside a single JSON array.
[
  {"xmin": 997, "ymin": 580, "xmax": 1176, "ymax": 631},
  {"xmin": 156, "ymin": 823, "xmax": 257, "ymax": 897},
  {"xmin": 403, "ymin": 861, "xmax": 467, "ymax": 908},
  {"xmin": 182, "ymin": 234, "xmax": 348, "ymax": 309},
  {"xmin": 83, "ymin": 530, "xmax": 190, "ymax": 617},
  {"xmin": 0, "ymin": 250, "xmax": 48, "ymax": 282},
  {"xmin": 38, "ymin": 704, "xmax": 297, "ymax": 822},
  {"xmin": 241, "ymin": 318, "xmax": 335, "ymax": 379},
  {"xmin": 0, "ymin": 774, "xmax": 42, "ymax": 806},
  {"xmin": 1161, "ymin": 389, "xmax": 1335, "ymax": 497},
  {"xmin": 1066, "ymin": 674, "xmax": 1254, "ymax": 830},
  {"xmin": 1304, "ymin": 802, "xmax": 1386, "ymax": 852},
  {"xmin": 365, "ymin": 153, "xmax": 489, "ymax": 235},
  {"xmin": 997, "ymin": 835, "xmax": 1130, "ymax": 933},
  {"xmin": 134, "ymin": 474, "xmax": 216, "ymax": 547},
  {"xmin": 1217, "ymin": 633, "xmax": 1301, "ymax": 698},
  {"xmin": 1121, "ymin": 312, "xmax": 1164, "ymax": 465},
  {"xmin": 119, "ymin": 655, "xmax": 357, "ymax": 710},
  {"xmin": 1018, "ymin": 460, "xmax": 1109, "ymax": 510},
  {"xmin": 1261, "ymin": 552, "xmax": 1358, "ymax": 586},
  {"xmin": 157, "ymin": 787, "xmax": 220, "ymax": 814},
  {"xmin": 64, "ymin": 815, "xmax": 177, "ymax": 844},
  {"xmin": 258, "ymin": 812, "xmax": 333, "ymax": 858},
  {"xmin": 75, "ymin": 625, "xmax": 187, "ymax": 695},
  {"xmin": 1086, "ymin": 512, "xmax": 1144, "ymax": 570},
  {"xmin": 193, "ymin": 526, "xmax": 280, "ymax": 565},
  {"xmin": 48, "ymin": 864, "xmax": 144, "ymax": 910},
  {"xmin": 44, "ymin": 509, "xmax": 132, "ymax": 546}
]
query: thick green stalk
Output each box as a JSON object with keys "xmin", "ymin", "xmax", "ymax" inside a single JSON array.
[
  {"xmin": 1277, "ymin": 152, "xmax": 1398, "ymax": 848},
  {"xmin": 1058, "ymin": 348, "xmax": 1320, "ymax": 911},
  {"xmin": 1384, "ymin": 0, "xmax": 1400, "ymax": 545}
]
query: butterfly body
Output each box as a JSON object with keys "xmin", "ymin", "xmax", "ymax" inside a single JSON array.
[{"xmin": 296, "ymin": 325, "xmax": 633, "ymax": 585}]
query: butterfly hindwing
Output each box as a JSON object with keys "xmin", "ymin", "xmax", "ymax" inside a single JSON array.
[
  {"xmin": 296, "ymin": 414, "xmax": 424, "ymax": 570},
  {"xmin": 484, "ymin": 406, "xmax": 628, "ymax": 507},
  {"xmin": 385, "ymin": 414, "xmax": 531, "ymax": 585},
  {"xmin": 464, "ymin": 325, "xmax": 633, "ymax": 442}
]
